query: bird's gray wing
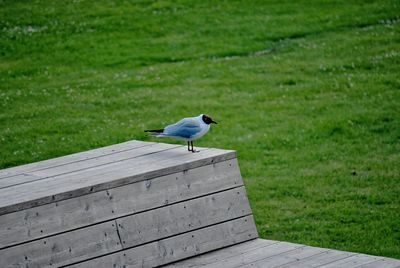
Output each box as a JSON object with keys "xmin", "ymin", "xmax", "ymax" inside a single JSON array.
[{"xmin": 164, "ymin": 118, "xmax": 201, "ymax": 139}]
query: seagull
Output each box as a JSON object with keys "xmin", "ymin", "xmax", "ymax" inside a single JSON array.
[{"xmin": 145, "ymin": 114, "xmax": 217, "ymax": 152}]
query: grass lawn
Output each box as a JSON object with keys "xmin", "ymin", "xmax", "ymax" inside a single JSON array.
[{"xmin": 1, "ymin": 0, "xmax": 399, "ymax": 259}]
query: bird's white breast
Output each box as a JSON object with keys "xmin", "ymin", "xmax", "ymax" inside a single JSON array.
[{"xmin": 190, "ymin": 123, "xmax": 210, "ymax": 141}]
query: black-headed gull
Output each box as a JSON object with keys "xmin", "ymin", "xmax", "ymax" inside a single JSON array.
[{"xmin": 145, "ymin": 114, "xmax": 217, "ymax": 152}]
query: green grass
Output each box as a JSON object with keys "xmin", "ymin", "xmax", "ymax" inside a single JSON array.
[{"xmin": 1, "ymin": 0, "xmax": 399, "ymax": 259}]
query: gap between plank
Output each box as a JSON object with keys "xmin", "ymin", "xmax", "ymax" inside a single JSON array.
[{"xmin": 114, "ymin": 219, "xmax": 124, "ymax": 249}]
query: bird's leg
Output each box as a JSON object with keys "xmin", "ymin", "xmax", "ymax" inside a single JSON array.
[
  {"xmin": 187, "ymin": 141, "xmax": 191, "ymax": 152},
  {"xmin": 191, "ymin": 141, "xmax": 199, "ymax": 153}
]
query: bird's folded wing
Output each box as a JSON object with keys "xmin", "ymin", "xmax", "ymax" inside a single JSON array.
[{"xmin": 164, "ymin": 118, "xmax": 201, "ymax": 138}]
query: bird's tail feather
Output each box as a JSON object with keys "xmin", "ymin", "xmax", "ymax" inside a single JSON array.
[{"xmin": 144, "ymin": 129, "xmax": 165, "ymax": 136}]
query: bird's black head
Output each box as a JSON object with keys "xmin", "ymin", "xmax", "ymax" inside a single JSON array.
[{"xmin": 202, "ymin": 114, "xmax": 217, "ymax": 125}]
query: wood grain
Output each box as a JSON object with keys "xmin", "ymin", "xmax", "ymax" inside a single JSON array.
[
  {"xmin": 0, "ymin": 146, "xmax": 236, "ymax": 215},
  {"xmin": 0, "ymin": 142, "xmax": 176, "ymax": 189},
  {"xmin": 0, "ymin": 158, "xmax": 242, "ymax": 249},
  {"xmin": 163, "ymin": 239, "xmax": 279, "ymax": 267},
  {"xmin": 162, "ymin": 239, "xmax": 400, "ymax": 268},
  {"xmin": 360, "ymin": 258, "xmax": 400, "ymax": 268},
  {"xmin": 321, "ymin": 253, "xmax": 383, "ymax": 268},
  {"xmin": 192, "ymin": 241, "xmax": 303, "ymax": 268},
  {"xmin": 0, "ymin": 140, "xmax": 152, "ymax": 179},
  {"xmin": 68, "ymin": 216, "xmax": 257, "ymax": 268},
  {"xmin": 116, "ymin": 186, "xmax": 252, "ymax": 248},
  {"xmin": 0, "ymin": 221, "xmax": 121, "ymax": 268}
]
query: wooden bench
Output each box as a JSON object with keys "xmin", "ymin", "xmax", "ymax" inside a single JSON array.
[{"xmin": 1, "ymin": 140, "xmax": 399, "ymax": 268}]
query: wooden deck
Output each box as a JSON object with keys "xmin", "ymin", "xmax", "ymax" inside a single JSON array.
[
  {"xmin": 164, "ymin": 239, "xmax": 400, "ymax": 268},
  {"xmin": 0, "ymin": 140, "xmax": 399, "ymax": 268}
]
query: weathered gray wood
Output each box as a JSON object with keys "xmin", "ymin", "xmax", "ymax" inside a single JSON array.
[
  {"xmin": 0, "ymin": 158, "xmax": 242, "ymax": 249},
  {"xmin": 162, "ymin": 239, "xmax": 280, "ymax": 267},
  {"xmin": 68, "ymin": 215, "xmax": 258, "ymax": 268},
  {"xmin": 0, "ymin": 173, "xmax": 44, "ymax": 189},
  {"xmin": 361, "ymin": 258, "xmax": 400, "ymax": 268},
  {"xmin": 0, "ymin": 221, "xmax": 121, "ymax": 268},
  {"xmin": 117, "ymin": 186, "xmax": 252, "ymax": 248},
  {"xmin": 239, "ymin": 245, "xmax": 328, "ymax": 268},
  {"xmin": 163, "ymin": 240, "xmax": 400, "ymax": 268},
  {"xmin": 187, "ymin": 241, "xmax": 304, "ymax": 268},
  {"xmin": 31, "ymin": 142, "xmax": 179, "ymax": 179},
  {"xmin": 0, "ymin": 140, "xmax": 152, "ymax": 179},
  {"xmin": 278, "ymin": 249, "xmax": 356, "ymax": 268},
  {"xmin": 0, "ymin": 146, "xmax": 236, "ymax": 215},
  {"xmin": 0, "ymin": 142, "xmax": 177, "ymax": 189},
  {"xmin": 320, "ymin": 253, "xmax": 383, "ymax": 268}
]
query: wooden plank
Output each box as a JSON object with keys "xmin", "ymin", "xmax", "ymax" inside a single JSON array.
[
  {"xmin": 0, "ymin": 173, "xmax": 44, "ymax": 189},
  {"xmin": 278, "ymin": 249, "xmax": 356, "ymax": 268},
  {"xmin": 239, "ymin": 245, "xmax": 328, "ymax": 268},
  {"xmin": 0, "ymin": 146, "xmax": 236, "ymax": 215},
  {"xmin": 162, "ymin": 239, "xmax": 280, "ymax": 267},
  {"xmin": 320, "ymin": 253, "xmax": 383, "ymax": 268},
  {"xmin": 361, "ymin": 258, "xmax": 400, "ymax": 268},
  {"xmin": 0, "ymin": 140, "xmax": 152, "ymax": 179},
  {"xmin": 67, "ymin": 215, "xmax": 258, "ymax": 268},
  {"xmin": 30, "ymin": 142, "xmax": 179, "ymax": 178},
  {"xmin": 165, "ymin": 240, "xmax": 400, "ymax": 268},
  {"xmin": 117, "ymin": 186, "xmax": 252, "ymax": 248},
  {"xmin": 0, "ymin": 158, "xmax": 242, "ymax": 249},
  {"xmin": 0, "ymin": 142, "xmax": 177, "ymax": 189},
  {"xmin": 0, "ymin": 221, "xmax": 122, "ymax": 268},
  {"xmin": 184, "ymin": 241, "xmax": 304, "ymax": 268}
]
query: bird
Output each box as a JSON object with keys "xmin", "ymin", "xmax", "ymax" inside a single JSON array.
[{"xmin": 145, "ymin": 114, "xmax": 217, "ymax": 152}]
